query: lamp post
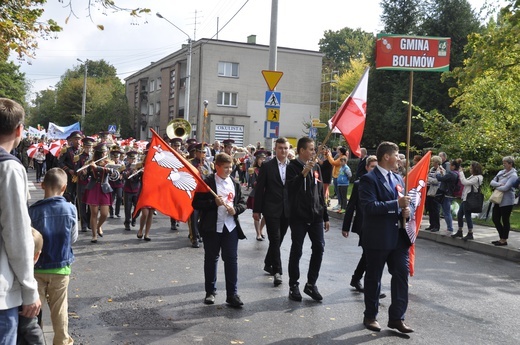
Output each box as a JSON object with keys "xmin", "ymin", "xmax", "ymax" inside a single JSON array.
[
  {"xmin": 156, "ymin": 12, "xmax": 192, "ymax": 123},
  {"xmin": 77, "ymin": 58, "xmax": 88, "ymax": 131}
]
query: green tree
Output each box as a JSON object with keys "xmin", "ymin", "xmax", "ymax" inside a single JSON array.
[
  {"xmin": 0, "ymin": 59, "xmax": 28, "ymax": 104},
  {"xmin": 318, "ymin": 28, "xmax": 375, "ymax": 73},
  {"xmin": 416, "ymin": 1, "xmax": 520, "ymax": 169}
]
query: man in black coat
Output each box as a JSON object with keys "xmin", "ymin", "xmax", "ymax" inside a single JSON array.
[
  {"xmin": 192, "ymin": 153, "xmax": 247, "ymax": 308},
  {"xmin": 253, "ymin": 137, "xmax": 290, "ymax": 286},
  {"xmin": 286, "ymin": 137, "xmax": 330, "ymax": 302},
  {"xmin": 342, "ymin": 155, "xmax": 378, "ymax": 292}
]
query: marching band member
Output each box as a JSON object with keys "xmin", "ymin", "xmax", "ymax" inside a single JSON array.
[
  {"xmin": 76, "ymin": 137, "xmax": 95, "ymax": 231},
  {"xmin": 188, "ymin": 142, "xmax": 212, "ymax": 248},
  {"xmin": 108, "ymin": 146, "xmax": 125, "ymax": 219},
  {"xmin": 82, "ymin": 143, "xmax": 117, "ymax": 243},
  {"xmin": 121, "ymin": 151, "xmax": 142, "ymax": 231},
  {"xmin": 58, "ymin": 130, "xmax": 83, "ymax": 203},
  {"xmin": 169, "ymin": 137, "xmax": 184, "ymax": 231}
]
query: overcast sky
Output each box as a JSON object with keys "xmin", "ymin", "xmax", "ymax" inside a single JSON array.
[{"xmin": 10, "ymin": 0, "xmax": 490, "ymax": 101}]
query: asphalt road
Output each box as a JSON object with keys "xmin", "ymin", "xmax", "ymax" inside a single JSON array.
[{"xmin": 57, "ymin": 208, "xmax": 520, "ymax": 345}]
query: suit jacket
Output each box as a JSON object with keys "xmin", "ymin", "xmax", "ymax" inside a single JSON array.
[
  {"xmin": 252, "ymin": 157, "xmax": 289, "ymax": 219},
  {"xmin": 192, "ymin": 174, "xmax": 247, "ymax": 239},
  {"xmin": 359, "ymin": 167, "xmax": 411, "ymax": 251},
  {"xmin": 342, "ymin": 180, "xmax": 362, "ymax": 234}
]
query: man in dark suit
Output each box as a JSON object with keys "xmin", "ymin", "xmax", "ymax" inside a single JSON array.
[
  {"xmin": 356, "ymin": 147, "xmax": 368, "ymax": 178},
  {"xmin": 253, "ymin": 137, "xmax": 290, "ymax": 286},
  {"xmin": 192, "ymin": 153, "xmax": 247, "ymax": 308},
  {"xmin": 342, "ymin": 155, "xmax": 378, "ymax": 292},
  {"xmin": 358, "ymin": 141, "xmax": 414, "ymax": 333}
]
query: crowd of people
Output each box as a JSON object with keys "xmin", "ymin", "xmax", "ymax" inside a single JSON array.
[{"xmin": 3, "ymin": 94, "xmax": 520, "ymax": 344}]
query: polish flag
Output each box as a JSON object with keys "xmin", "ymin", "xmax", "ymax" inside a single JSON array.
[{"xmin": 329, "ymin": 67, "xmax": 369, "ymax": 157}]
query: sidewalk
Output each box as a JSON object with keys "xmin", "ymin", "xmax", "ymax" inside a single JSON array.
[{"xmin": 327, "ymin": 197, "xmax": 520, "ymax": 262}]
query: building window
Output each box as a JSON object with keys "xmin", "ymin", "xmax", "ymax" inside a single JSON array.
[
  {"xmin": 217, "ymin": 91, "xmax": 238, "ymax": 107},
  {"xmin": 218, "ymin": 62, "xmax": 239, "ymax": 78},
  {"xmin": 149, "ymin": 79, "xmax": 155, "ymax": 92},
  {"xmin": 168, "ymin": 106, "xmax": 175, "ymax": 121},
  {"xmin": 155, "ymin": 102, "xmax": 161, "ymax": 115},
  {"xmin": 148, "ymin": 103, "xmax": 154, "ymax": 116},
  {"xmin": 157, "ymin": 77, "xmax": 162, "ymax": 90}
]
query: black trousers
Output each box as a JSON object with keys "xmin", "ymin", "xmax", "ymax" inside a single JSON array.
[{"xmin": 263, "ymin": 214, "xmax": 289, "ymax": 275}]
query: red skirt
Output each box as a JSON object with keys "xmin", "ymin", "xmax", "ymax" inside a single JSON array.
[{"xmin": 83, "ymin": 183, "xmax": 113, "ymax": 206}]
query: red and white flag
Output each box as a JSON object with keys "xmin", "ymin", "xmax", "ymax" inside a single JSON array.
[
  {"xmin": 133, "ymin": 130, "xmax": 210, "ymax": 222},
  {"xmin": 329, "ymin": 67, "xmax": 369, "ymax": 157},
  {"xmin": 404, "ymin": 151, "xmax": 432, "ymax": 276}
]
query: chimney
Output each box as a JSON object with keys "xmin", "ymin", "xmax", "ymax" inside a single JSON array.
[{"xmin": 247, "ymin": 35, "xmax": 256, "ymax": 44}]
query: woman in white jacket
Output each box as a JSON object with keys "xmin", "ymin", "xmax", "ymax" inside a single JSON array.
[{"xmin": 452, "ymin": 161, "xmax": 483, "ymax": 240}]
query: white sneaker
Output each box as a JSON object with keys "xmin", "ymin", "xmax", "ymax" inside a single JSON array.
[{"xmin": 331, "ymin": 205, "xmax": 340, "ymax": 211}]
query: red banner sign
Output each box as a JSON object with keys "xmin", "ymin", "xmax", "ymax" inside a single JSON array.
[{"xmin": 376, "ymin": 34, "xmax": 451, "ymax": 72}]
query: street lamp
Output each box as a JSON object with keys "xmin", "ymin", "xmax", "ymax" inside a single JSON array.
[
  {"xmin": 77, "ymin": 58, "xmax": 88, "ymax": 131},
  {"xmin": 156, "ymin": 12, "xmax": 192, "ymax": 123}
]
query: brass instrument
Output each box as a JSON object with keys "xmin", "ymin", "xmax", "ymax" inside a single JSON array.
[{"xmin": 166, "ymin": 118, "xmax": 192, "ymax": 140}]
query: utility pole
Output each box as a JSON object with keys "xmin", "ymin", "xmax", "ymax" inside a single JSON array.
[
  {"xmin": 265, "ymin": 0, "xmax": 278, "ymax": 152},
  {"xmin": 77, "ymin": 59, "xmax": 88, "ymax": 131}
]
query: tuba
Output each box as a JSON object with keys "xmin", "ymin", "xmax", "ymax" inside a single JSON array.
[{"xmin": 166, "ymin": 118, "xmax": 192, "ymax": 140}]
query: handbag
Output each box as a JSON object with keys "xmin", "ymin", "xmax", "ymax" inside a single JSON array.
[
  {"xmin": 465, "ymin": 183, "xmax": 484, "ymax": 213},
  {"xmin": 489, "ymin": 189, "xmax": 504, "ymax": 204}
]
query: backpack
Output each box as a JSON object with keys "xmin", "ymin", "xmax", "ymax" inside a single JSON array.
[{"xmin": 452, "ymin": 174, "xmax": 463, "ymax": 198}]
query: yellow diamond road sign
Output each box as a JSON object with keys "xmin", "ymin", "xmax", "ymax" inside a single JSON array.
[
  {"xmin": 262, "ymin": 70, "xmax": 284, "ymax": 91},
  {"xmin": 267, "ymin": 108, "xmax": 280, "ymax": 122}
]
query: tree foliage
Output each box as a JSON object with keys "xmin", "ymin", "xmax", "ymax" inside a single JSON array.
[
  {"xmin": 416, "ymin": 1, "xmax": 520, "ymax": 171},
  {"xmin": 30, "ymin": 59, "xmax": 131, "ymax": 137},
  {"xmin": 0, "ymin": 58, "xmax": 28, "ymax": 104},
  {"xmin": 0, "ymin": 0, "xmax": 150, "ymax": 60}
]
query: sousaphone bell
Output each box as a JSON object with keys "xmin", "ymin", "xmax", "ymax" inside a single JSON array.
[{"xmin": 166, "ymin": 119, "xmax": 192, "ymax": 140}]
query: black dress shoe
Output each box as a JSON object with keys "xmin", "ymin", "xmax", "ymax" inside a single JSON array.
[
  {"xmin": 289, "ymin": 284, "xmax": 302, "ymax": 301},
  {"xmin": 303, "ymin": 283, "xmax": 323, "ymax": 301},
  {"xmin": 363, "ymin": 317, "xmax": 381, "ymax": 332},
  {"xmin": 350, "ymin": 278, "xmax": 364, "ymax": 292},
  {"xmin": 379, "ymin": 293, "xmax": 387, "ymax": 299},
  {"xmin": 191, "ymin": 241, "xmax": 200, "ymax": 248},
  {"xmin": 273, "ymin": 273, "xmax": 282, "ymax": 286},
  {"xmin": 387, "ymin": 319, "xmax": 414, "ymax": 333},
  {"xmin": 425, "ymin": 226, "xmax": 432, "ymax": 230},
  {"xmin": 144, "ymin": 237, "xmax": 151, "ymax": 241},
  {"xmin": 494, "ymin": 241, "xmax": 508, "ymax": 246},
  {"xmin": 226, "ymin": 294, "xmax": 243, "ymax": 308}
]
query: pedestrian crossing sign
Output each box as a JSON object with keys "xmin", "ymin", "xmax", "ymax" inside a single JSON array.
[
  {"xmin": 265, "ymin": 91, "xmax": 281, "ymax": 109},
  {"xmin": 108, "ymin": 124, "xmax": 117, "ymax": 133}
]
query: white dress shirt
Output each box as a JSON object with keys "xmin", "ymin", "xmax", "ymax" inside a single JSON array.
[
  {"xmin": 277, "ymin": 157, "xmax": 289, "ymax": 185},
  {"xmin": 215, "ymin": 174, "xmax": 237, "ymax": 233}
]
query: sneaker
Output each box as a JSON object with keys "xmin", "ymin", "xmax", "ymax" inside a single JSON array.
[
  {"xmin": 303, "ymin": 283, "xmax": 323, "ymax": 301},
  {"xmin": 339, "ymin": 209, "xmax": 346, "ymax": 214},
  {"xmin": 331, "ymin": 205, "xmax": 341, "ymax": 211},
  {"xmin": 204, "ymin": 292, "xmax": 216, "ymax": 305},
  {"xmin": 289, "ymin": 284, "xmax": 302, "ymax": 301},
  {"xmin": 226, "ymin": 294, "xmax": 244, "ymax": 308},
  {"xmin": 463, "ymin": 232, "xmax": 474, "ymax": 241}
]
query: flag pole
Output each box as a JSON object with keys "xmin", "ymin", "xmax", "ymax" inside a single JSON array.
[{"xmin": 404, "ymin": 71, "xmax": 414, "ymax": 195}]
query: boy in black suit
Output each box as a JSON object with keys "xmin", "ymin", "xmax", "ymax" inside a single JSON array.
[{"xmin": 192, "ymin": 153, "xmax": 247, "ymax": 308}]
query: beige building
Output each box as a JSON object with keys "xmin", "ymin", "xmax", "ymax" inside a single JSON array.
[{"xmin": 125, "ymin": 37, "xmax": 323, "ymax": 147}]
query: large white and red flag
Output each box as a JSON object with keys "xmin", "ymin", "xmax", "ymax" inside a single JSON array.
[
  {"xmin": 134, "ymin": 129, "xmax": 210, "ymax": 222},
  {"xmin": 404, "ymin": 151, "xmax": 432, "ymax": 276},
  {"xmin": 328, "ymin": 67, "xmax": 369, "ymax": 157}
]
